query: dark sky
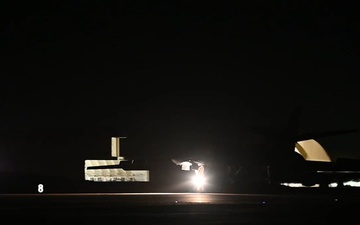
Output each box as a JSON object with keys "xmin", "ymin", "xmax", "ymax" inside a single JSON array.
[{"xmin": 1, "ymin": 2, "xmax": 359, "ymax": 178}]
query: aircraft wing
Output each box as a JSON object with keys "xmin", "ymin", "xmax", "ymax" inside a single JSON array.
[
  {"xmin": 307, "ymin": 158, "xmax": 360, "ymax": 186},
  {"xmin": 193, "ymin": 160, "xmax": 205, "ymax": 166},
  {"xmin": 171, "ymin": 159, "xmax": 183, "ymax": 165}
]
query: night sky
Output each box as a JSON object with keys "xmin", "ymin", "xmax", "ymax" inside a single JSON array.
[{"xmin": 2, "ymin": 2, "xmax": 359, "ymax": 180}]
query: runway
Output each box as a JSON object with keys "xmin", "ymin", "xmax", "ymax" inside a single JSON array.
[{"xmin": 1, "ymin": 192, "xmax": 360, "ymax": 224}]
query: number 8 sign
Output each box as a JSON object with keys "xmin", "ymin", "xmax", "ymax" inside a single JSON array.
[{"xmin": 38, "ymin": 184, "xmax": 44, "ymax": 193}]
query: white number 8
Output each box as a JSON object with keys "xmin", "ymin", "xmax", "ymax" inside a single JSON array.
[{"xmin": 38, "ymin": 184, "xmax": 44, "ymax": 193}]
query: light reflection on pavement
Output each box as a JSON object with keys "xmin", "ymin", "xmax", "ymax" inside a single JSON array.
[{"xmin": 1, "ymin": 192, "xmax": 360, "ymax": 224}]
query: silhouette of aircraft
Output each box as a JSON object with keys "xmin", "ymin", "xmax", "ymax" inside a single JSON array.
[{"xmin": 171, "ymin": 106, "xmax": 359, "ymax": 192}]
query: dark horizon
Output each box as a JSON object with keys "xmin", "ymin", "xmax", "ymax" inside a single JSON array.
[{"xmin": 2, "ymin": 2, "xmax": 359, "ymax": 186}]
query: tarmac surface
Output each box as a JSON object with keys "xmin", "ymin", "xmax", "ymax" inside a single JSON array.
[{"xmin": 1, "ymin": 191, "xmax": 360, "ymax": 224}]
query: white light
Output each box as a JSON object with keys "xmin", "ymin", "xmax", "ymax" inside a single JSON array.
[
  {"xmin": 343, "ymin": 180, "xmax": 360, "ymax": 187},
  {"xmin": 192, "ymin": 174, "xmax": 206, "ymax": 189},
  {"xmin": 280, "ymin": 182, "xmax": 320, "ymax": 188},
  {"xmin": 281, "ymin": 182, "xmax": 303, "ymax": 187}
]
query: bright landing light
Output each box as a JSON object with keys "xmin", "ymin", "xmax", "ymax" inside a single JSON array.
[{"xmin": 192, "ymin": 174, "xmax": 206, "ymax": 189}]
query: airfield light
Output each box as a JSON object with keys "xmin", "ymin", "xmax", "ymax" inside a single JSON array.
[
  {"xmin": 343, "ymin": 180, "xmax": 360, "ymax": 187},
  {"xmin": 192, "ymin": 174, "xmax": 206, "ymax": 191}
]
